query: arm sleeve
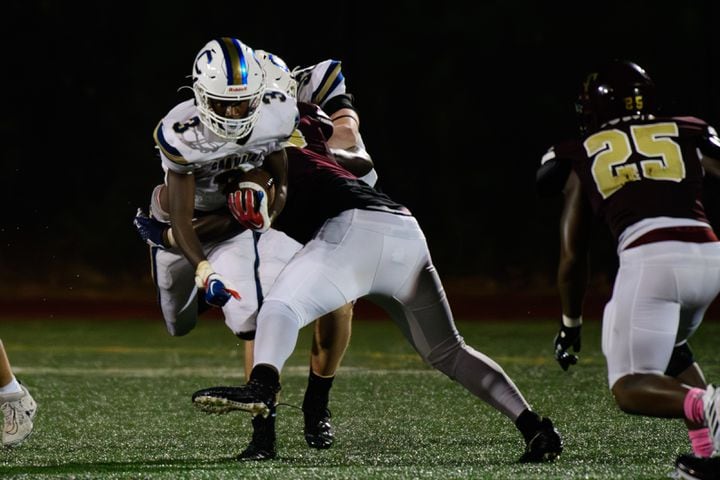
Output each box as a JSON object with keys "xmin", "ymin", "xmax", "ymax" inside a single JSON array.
[{"xmin": 323, "ymin": 93, "xmax": 357, "ymax": 115}]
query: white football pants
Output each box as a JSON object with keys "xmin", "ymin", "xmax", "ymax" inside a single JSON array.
[
  {"xmin": 152, "ymin": 228, "xmax": 301, "ymax": 337},
  {"xmin": 254, "ymin": 209, "xmax": 530, "ymax": 420},
  {"xmin": 603, "ymin": 240, "xmax": 720, "ymax": 387}
]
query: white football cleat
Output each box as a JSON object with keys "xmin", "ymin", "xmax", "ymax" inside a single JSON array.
[
  {"xmin": 17, "ymin": 384, "xmax": 37, "ymax": 421},
  {"xmin": 1, "ymin": 384, "xmax": 35, "ymax": 447},
  {"xmin": 703, "ymin": 384, "xmax": 720, "ymax": 456}
]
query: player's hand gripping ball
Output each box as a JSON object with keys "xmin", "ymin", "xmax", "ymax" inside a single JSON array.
[{"xmin": 227, "ymin": 168, "xmax": 275, "ymax": 233}]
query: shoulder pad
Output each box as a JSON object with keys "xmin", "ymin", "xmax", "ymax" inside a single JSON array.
[
  {"xmin": 295, "ymin": 59, "xmax": 346, "ymax": 107},
  {"xmin": 537, "ymin": 145, "xmax": 572, "ymax": 197},
  {"xmin": 669, "ymin": 116, "xmax": 720, "ymax": 158}
]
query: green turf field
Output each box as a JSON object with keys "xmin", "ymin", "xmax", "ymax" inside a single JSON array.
[{"xmin": 1, "ymin": 316, "xmax": 718, "ymax": 479}]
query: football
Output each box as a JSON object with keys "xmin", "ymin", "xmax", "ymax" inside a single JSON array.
[{"xmin": 238, "ymin": 167, "xmax": 275, "ymax": 207}]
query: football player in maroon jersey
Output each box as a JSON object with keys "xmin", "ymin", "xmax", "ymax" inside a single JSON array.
[
  {"xmin": 192, "ymin": 102, "xmax": 564, "ymax": 463},
  {"xmin": 538, "ymin": 59, "xmax": 720, "ymax": 477}
]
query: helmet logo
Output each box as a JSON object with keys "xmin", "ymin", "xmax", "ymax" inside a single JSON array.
[
  {"xmin": 195, "ymin": 49, "xmax": 215, "ymax": 78},
  {"xmin": 226, "ymin": 85, "xmax": 248, "ymax": 93},
  {"xmin": 583, "ymin": 73, "xmax": 598, "ymax": 94}
]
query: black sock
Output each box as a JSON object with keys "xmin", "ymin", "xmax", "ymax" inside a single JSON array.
[
  {"xmin": 303, "ymin": 370, "xmax": 334, "ymax": 412},
  {"xmin": 251, "ymin": 403, "xmax": 276, "ymax": 448},
  {"xmin": 515, "ymin": 409, "xmax": 543, "ymax": 443}
]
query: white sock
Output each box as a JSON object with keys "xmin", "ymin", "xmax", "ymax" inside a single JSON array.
[{"xmin": 0, "ymin": 377, "xmax": 21, "ymax": 395}]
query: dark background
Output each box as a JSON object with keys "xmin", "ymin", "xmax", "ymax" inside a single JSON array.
[{"xmin": 2, "ymin": 1, "xmax": 719, "ymax": 302}]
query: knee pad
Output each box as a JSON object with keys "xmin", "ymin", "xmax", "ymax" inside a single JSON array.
[
  {"xmin": 164, "ymin": 299, "xmax": 198, "ymax": 337},
  {"xmin": 664, "ymin": 342, "xmax": 695, "ymax": 377},
  {"xmin": 235, "ymin": 330, "xmax": 256, "ymax": 341},
  {"xmin": 149, "ymin": 184, "xmax": 170, "ymax": 222},
  {"xmin": 165, "ymin": 316, "xmax": 196, "ymax": 337}
]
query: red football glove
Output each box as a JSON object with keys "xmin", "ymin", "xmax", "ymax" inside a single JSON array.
[{"xmin": 227, "ymin": 182, "xmax": 272, "ymax": 233}]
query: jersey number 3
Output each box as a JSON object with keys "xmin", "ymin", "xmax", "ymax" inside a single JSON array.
[{"xmin": 584, "ymin": 122, "xmax": 686, "ymax": 199}]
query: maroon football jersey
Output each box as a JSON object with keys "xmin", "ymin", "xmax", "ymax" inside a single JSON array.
[
  {"xmin": 273, "ymin": 102, "xmax": 407, "ymax": 244},
  {"xmin": 551, "ymin": 116, "xmax": 718, "ymax": 239}
]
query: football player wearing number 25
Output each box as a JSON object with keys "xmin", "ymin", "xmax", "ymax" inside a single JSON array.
[{"xmin": 538, "ymin": 60, "xmax": 720, "ymax": 479}]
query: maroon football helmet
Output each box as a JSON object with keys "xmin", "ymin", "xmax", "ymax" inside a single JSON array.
[{"xmin": 576, "ymin": 60, "xmax": 656, "ymax": 135}]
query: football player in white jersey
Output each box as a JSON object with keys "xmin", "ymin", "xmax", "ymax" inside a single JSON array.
[
  {"xmin": 258, "ymin": 52, "xmax": 375, "ymax": 184},
  {"xmin": 134, "ymin": 40, "xmax": 364, "ymax": 457},
  {"xmin": 137, "ymin": 37, "xmax": 305, "ymax": 348},
  {"xmin": 292, "ymin": 58, "xmax": 376, "ymax": 187}
]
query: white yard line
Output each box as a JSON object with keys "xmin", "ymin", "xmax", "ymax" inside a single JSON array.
[{"xmin": 11, "ymin": 365, "xmax": 440, "ymax": 377}]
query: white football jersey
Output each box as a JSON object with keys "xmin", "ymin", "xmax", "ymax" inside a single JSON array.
[
  {"xmin": 294, "ymin": 59, "xmax": 346, "ymax": 108},
  {"xmin": 153, "ymin": 88, "xmax": 298, "ymax": 211}
]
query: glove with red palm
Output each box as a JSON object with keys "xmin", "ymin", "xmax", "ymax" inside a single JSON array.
[{"xmin": 227, "ymin": 182, "xmax": 272, "ymax": 233}]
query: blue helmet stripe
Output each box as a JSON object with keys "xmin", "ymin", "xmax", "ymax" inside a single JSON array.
[
  {"xmin": 232, "ymin": 38, "xmax": 249, "ymax": 85},
  {"xmin": 217, "ymin": 37, "xmax": 248, "ymax": 86}
]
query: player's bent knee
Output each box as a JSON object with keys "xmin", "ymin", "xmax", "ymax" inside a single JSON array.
[
  {"xmin": 166, "ymin": 320, "xmax": 194, "ymax": 337},
  {"xmin": 163, "ymin": 299, "xmax": 198, "ymax": 336},
  {"xmin": 259, "ymin": 299, "xmax": 306, "ymax": 330},
  {"xmin": 610, "ymin": 374, "xmax": 647, "ymax": 414},
  {"xmin": 165, "ymin": 307, "xmax": 196, "ymax": 335}
]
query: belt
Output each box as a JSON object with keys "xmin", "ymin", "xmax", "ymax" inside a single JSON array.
[{"xmin": 624, "ymin": 226, "xmax": 719, "ymax": 250}]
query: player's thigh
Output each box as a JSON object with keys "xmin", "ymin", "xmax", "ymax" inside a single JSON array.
[
  {"xmin": 206, "ymin": 232, "xmax": 258, "ymax": 332},
  {"xmin": 603, "ymin": 260, "xmax": 680, "ymax": 387},
  {"xmin": 675, "ymin": 259, "xmax": 720, "ymax": 342},
  {"xmin": 264, "ymin": 218, "xmax": 380, "ymax": 327},
  {"xmin": 255, "ymin": 229, "xmax": 302, "ymax": 295},
  {"xmin": 215, "ymin": 230, "xmax": 302, "ymax": 335}
]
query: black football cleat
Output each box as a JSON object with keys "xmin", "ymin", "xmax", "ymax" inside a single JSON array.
[
  {"xmin": 303, "ymin": 407, "xmax": 334, "ymax": 449},
  {"xmin": 518, "ymin": 417, "xmax": 563, "ymax": 463},
  {"xmin": 237, "ymin": 405, "xmax": 277, "ymax": 462},
  {"xmin": 674, "ymin": 453, "xmax": 720, "ymax": 480},
  {"xmin": 237, "ymin": 442, "xmax": 276, "ymax": 461},
  {"xmin": 192, "ymin": 380, "xmax": 279, "ymax": 417}
]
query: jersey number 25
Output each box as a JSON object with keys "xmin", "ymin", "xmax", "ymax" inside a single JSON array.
[{"xmin": 584, "ymin": 122, "xmax": 685, "ymax": 199}]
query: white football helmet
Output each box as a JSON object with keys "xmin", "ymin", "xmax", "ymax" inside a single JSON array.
[
  {"xmin": 255, "ymin": 50, "xmax": 297, "ymax": 98},
  {"xmin": 192, "ymin": 37, "xmax": 266, "ymax": 140}
]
